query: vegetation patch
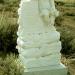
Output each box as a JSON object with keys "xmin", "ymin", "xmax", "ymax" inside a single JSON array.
[
  {"xmin": 0, "ymin": 54, "xmax": 24, "ymax": 75},
  {"xmin": 55, "ymin": 4, "xmax": 75, "ymax": 58}
]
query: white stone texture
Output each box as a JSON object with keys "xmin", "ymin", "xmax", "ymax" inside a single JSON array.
[{"xmin": 17, "ymin": 0, "xmax": 65, "ymax": 71}]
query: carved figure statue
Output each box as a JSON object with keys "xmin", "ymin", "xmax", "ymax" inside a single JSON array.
[{"xmin": 17, "ymin": 0, "xmax": 61, "ymax": 69}]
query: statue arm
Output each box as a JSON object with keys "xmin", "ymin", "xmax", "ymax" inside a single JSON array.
[
  {"xmin": 38, "ymin": 0, "xmax": 50, "ymax": 16},
  {"xmin": 38, "ymin": 0, "xmax": 51, "ymax": 25},
  {"xmin": 38, "ymin": 0, "xmax": 59, "ymax": 25},
  {"xmin": 49, "ymin": 0, "xmax": 59, "ymax": 17},
  {"xmin": 39, "ymin": 0, "xmax": 59, "ymax": 17}
]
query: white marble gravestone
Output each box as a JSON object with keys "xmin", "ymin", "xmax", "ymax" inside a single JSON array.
[{"xmin": 17, "ymin": 0, "xmax": 67, "ymax": 75}]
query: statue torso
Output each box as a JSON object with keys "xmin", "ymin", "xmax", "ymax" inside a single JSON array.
[{"xmin": 18, "ymin": 0, "xmax": 56, "ymax": 34}]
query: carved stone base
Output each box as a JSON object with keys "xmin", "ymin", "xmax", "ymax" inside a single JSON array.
[{"xmin": 23, "ymin": 64, "xmax": 67, "ymax": 75}]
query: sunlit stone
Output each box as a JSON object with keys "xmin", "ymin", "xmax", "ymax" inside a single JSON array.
[{"xmin": 17, "ymin": 0, "xmax": 67, "ymax": 75}]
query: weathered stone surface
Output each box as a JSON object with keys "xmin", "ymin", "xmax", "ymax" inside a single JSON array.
[
  {"xmin": 23, "ymin": 64, "xmax": 67, "ymax": 75},
  {"xmin": 17, "ymin": 0, "xmax": 67, "ymax": 74}
]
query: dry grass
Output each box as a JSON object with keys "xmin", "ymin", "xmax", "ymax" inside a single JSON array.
[
  {"xmin": 55, "ymin": 3, "xmax": 75, "ymax": 57},
  {"xmin": 55, "ymin": 0, "xmax": 75, "ymax": 3},
  {"xmin": 0, "ymin": 54, "xmax": 24, "ymax": 75},
  {"xmin": 56, "ymin": 3, "xmax": 75, "ymax": 75},
  {"xmin": 61, "ymin": 57, "xmax": 75, "ymax": 75}
]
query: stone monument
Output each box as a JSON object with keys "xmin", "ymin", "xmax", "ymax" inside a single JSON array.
[{"xmin": 17, "ymin": 0, "xmax": 67, "ymax": 75}]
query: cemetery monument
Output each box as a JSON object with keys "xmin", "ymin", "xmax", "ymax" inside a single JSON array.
[{"xmin": 17, "ymin": 0, "xmax": 67, "ymax": 75}]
